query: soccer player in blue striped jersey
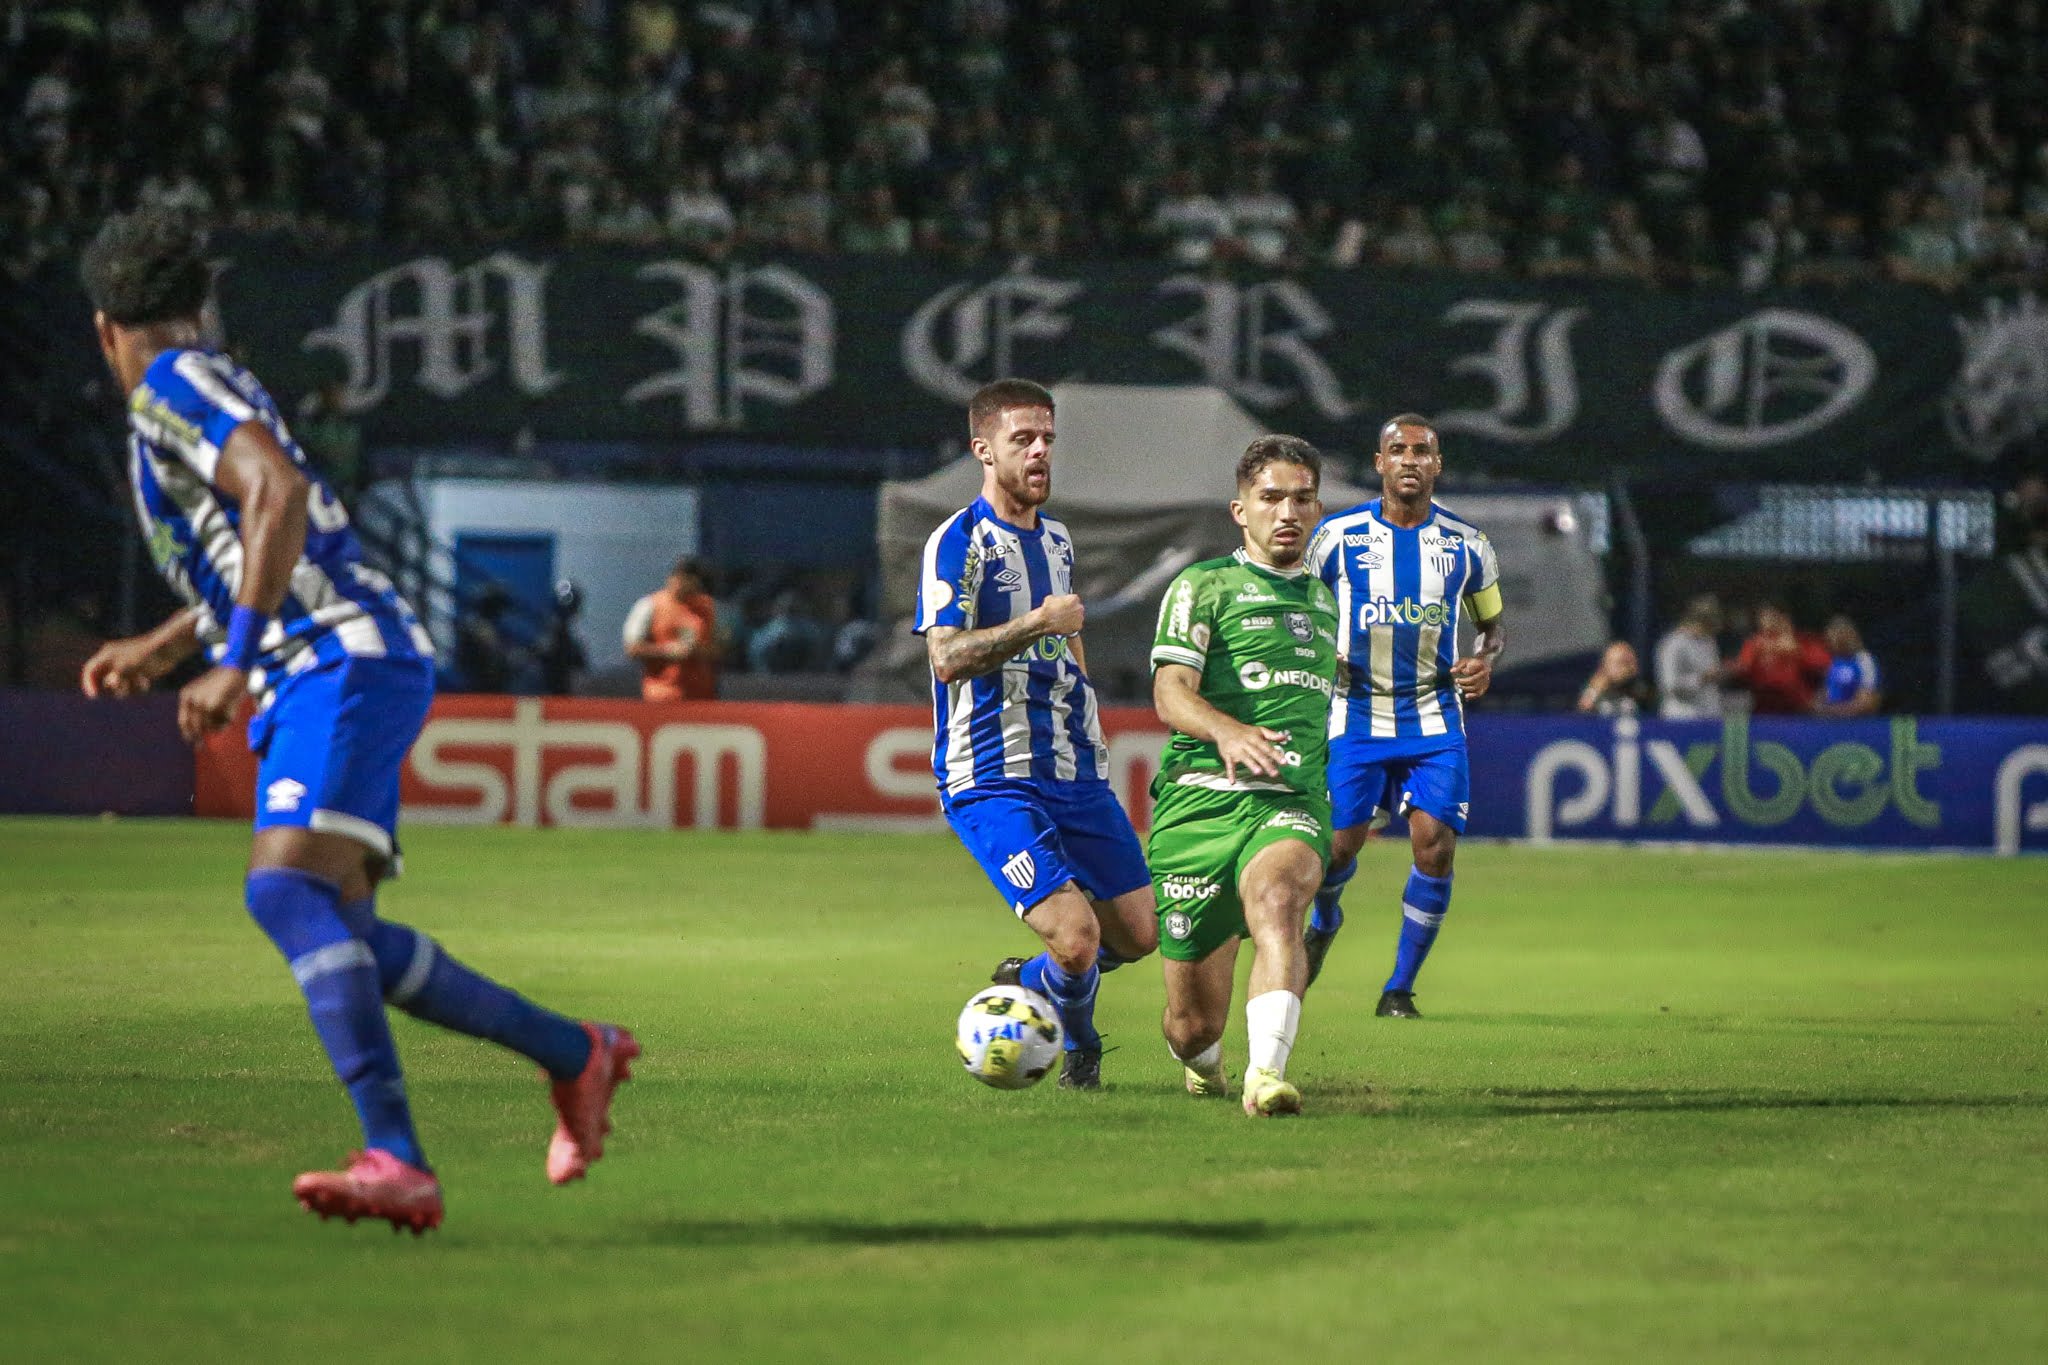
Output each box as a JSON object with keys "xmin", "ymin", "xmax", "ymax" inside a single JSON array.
[
  {"xmin": 1300, "ymin": 415, "xmax": 1506, "ymax": 1017},
  {"xmin": 916, "ymin": 379, "xmax": 1158, "ymax": 1089},
  {"xmin": 76, "ymin": 209, "xmax": 637, "ymax": 1231}
]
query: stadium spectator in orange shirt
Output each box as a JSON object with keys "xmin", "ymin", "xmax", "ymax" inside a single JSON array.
[
  {"xmin": 624, "ymin": 557, "xmax": 721, "ymax": 701},
  {"xmin": 1726, "ymin": 603, "xmax": 1831, "ymax": 715}
]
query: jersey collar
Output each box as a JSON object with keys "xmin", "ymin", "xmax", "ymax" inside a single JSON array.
[
  {"xmin": 1367, "ymin": 497, "xmax": 1438, "ymax": 533},
  {"xmin": 972, "ymin": 495, "xmax": 1044, "ymax": 538},
  {"xmin": 1233, "ymin": 547, "xmax": 1306, "ymax": 579}
]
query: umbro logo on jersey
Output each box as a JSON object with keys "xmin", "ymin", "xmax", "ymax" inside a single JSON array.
[
  {"xmin": 1351, "ymin": 551, "xmax": 1384, "ymax": 569},
  {"xmin": 265, "ymin": 778, "xmax": 307, "ymax": 813},
  {"xmin": 1000, "ymin": 851, "xmax": 1036, "ymax": 889},
  {"xmin": 993, "ymin": 567, "xmax": 1024, "ymax": 588}
]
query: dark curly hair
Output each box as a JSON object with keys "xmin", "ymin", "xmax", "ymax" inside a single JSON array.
[
  {"xmin": 1236, "ymin": 434, "xmax": 1321, "ymax": 491},
  {"xmin": 79, "ymin": 209, "xmax": 213, "ymax": 326}
]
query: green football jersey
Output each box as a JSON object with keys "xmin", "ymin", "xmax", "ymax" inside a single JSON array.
[{"xmin": 1150, "ymin": 548, "xmax": 1341, "ymax": 799}]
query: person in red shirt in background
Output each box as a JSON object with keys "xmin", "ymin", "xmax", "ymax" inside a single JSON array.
[
  {"xmin": 1726, "ymin": 602, "xmax": 1830, "ymax": 714},
  {"xmin": 624, "ymin": 557, "xmax": 722, "ymax": 701}
]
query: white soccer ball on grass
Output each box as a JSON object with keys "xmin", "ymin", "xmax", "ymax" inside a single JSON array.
[{"xmin": 955, "ymin": 985, "xmax": 1063, "ymax": 1090}]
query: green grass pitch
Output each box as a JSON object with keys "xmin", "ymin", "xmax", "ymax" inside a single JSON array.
[{"xmin": 3, "ymin": 816, "xmax": 2045, "ymax": 1363}]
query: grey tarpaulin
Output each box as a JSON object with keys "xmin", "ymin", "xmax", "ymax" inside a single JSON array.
[{"xmin": 860, "ymin": 385, "xmax": 1609, "ymax": 705}]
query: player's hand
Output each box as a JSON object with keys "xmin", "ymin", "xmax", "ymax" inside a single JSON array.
[
  {"xmin": 81, "ymin": 635, "xmax": 171, "ymax": 699},
  {"xmin": 1216, "ymin": 722, "xmax": 1289, "ymax": 783},
  {"xmin": 176, "ymin": 665, "xmax": 250, "ymax": 744},
  {"xmin": 1035, "ymin": 594, "xmax": 1085, "ymax": 638},
  {"xmin": 1452, "ymin": 655, "xmax": 1493, "ymax": 700},
  {"xmin": 669, "ymin": 625, "xmax": 700, "ymax": 660}
]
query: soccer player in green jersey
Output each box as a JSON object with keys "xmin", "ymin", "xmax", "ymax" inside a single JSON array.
[{"xmin": 1148, "ymin": 436, "xmax": 1339, "ymax": 1117}]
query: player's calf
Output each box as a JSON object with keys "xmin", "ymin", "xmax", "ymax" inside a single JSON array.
[
  {"xmin": 1303, "ymin": 854, "xmax": 1357, "ymax": 990},
  {"xmin": 340, "ymin": 899, "xmax": 593, "ymax": 1081},
  {"xmin": 1021, "ymin": 888, "xmax": 1106, "ymax": 1057},
  {"xmin": 246, "ymin": 867, "xmax": 427, "ymax": 1171},
  {"xmin": 1161, "ymin": 977, "xmax": 1230, "ymax": 1096}
]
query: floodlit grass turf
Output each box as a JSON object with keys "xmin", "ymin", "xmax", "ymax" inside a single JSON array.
[{"xmin": 2, "ymin": 818, "xmax": 2045, "ymax": 1363}]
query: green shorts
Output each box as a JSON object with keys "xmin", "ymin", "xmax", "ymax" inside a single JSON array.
[{"xmin": 1145, "ymin": 782, "xmax": 1332, "ymax": 962}]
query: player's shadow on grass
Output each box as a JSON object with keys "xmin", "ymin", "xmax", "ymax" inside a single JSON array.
[
  {"xmin": 1303, "ymin": 1084, "xmax": 2048, "ymax": 1119},
  {"xmin": 1472, "ymin": 1088, "xmax": 2048, "ymax": 1118},
  {"xmin": 636, "ymin": 1218, "xmax": 1377, "ymax": 1247}
]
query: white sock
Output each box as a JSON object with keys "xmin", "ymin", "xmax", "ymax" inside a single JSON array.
[
  {"xmin": 1245, "ymin": 990, "xmax": 1302, "ymax": 1078},
  {"xmin": 1172, "ymin": 1041, "xmax": 1222, "ymax": 1072}
]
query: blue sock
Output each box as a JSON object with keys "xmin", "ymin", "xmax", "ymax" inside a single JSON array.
[
  {"xmin": 339, "ymin": 897, "xmax": 593, "ymax": 1081},
  {"xmin": 1311, "ymin": 856, "xmax": 1357, "ymax": 934},
  {"xmin": 246, "ymin": 869, "xmax": 425, "ymax": 1169},
  {"xmin": 1018, "ymin": 951, "xmax": 1102, "ymax": 1051},
  {"xmin": 1385, "ymin": 865, "xmax": 1452, "ymax": 993}
]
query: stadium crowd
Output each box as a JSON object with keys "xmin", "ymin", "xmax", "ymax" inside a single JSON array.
[{"xmin": 4, "ymin": 0, "xmax": 2046, "ymax": 290}]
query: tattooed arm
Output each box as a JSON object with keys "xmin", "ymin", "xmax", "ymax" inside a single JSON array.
[{"xmin": 925, "ymin": 593, "xmax": 1085, "ymax": 684}]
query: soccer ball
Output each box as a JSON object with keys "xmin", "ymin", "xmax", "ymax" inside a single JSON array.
[{"xmin": 955, "ymin": 985, "xmax": 1063, "ymax": 1090}]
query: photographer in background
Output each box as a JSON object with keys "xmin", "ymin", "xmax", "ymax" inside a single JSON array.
[
  {"xmin": 1576, "ymin": 640, "xmax": 1654, "ymax": 716},
  {"xmin": 624, "ymin": 557, "xmax": 721, "ymax": 701}
]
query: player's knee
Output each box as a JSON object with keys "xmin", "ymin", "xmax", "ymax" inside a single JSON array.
[
  {"xmin": 1049, "ymin": 939, "xmax": 1097, "ymax": 978},
  {"xmin": 1042, "ymin": 914, "xmax": 1099, "ymax": 975},
  {"xmin": 366, "ymin": 920, "xmax": 433, "ymax": 1002},
  {"xmin": 1245, "ymin": 860, "xmax": 1321, "ymax": 921},
  {"xmin": 1414, "ymin": 833, "xmax": 1456, "ymax": 878},
  {"xmin": 244, "ymin": 866, "xmax": 346, "ymax": 957}
]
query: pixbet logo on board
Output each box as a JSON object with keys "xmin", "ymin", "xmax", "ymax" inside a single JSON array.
[{"xmin": 1525, "ymin": 714, "xmax": 1940, "ymax": 839}]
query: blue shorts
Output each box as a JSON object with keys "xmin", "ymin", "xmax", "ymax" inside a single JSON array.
[
  {"xmin": 942, "ymin": 778, "xmax": 1152, "ymax": 917},
  {"xmin": 1328, "ymin": 733, "xmax": 1471, "ymax": 836},
  {"xmin": 248, "ymin": 655, "xmax": 434, "ymax": 869}
]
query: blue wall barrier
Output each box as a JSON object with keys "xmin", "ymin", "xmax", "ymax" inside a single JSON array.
[
  {"xmin": 1465, "ymin": 715, "xmax": 2048, "ymax": 855},
  {"xmin": 0, "ymin": 692, "xmax": 194, "ymax": 816}
]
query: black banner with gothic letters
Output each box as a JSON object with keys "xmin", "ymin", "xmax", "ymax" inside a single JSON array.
[{"xmin": 213, "ymin": 240, "xmax": 2045, "ymax": 480}]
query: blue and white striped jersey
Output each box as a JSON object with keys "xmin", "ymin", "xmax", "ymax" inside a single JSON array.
[
  {"xmin": 126, "ymin": 347, "xmax": 433, "ymax": 701},
  {"xmin": 1306, "ymin": 499, "xmax": 1503, "ymax": 742},
  {"xmin": 915, "ymin": 497, "xmax": 1107, "ymax": 794}
]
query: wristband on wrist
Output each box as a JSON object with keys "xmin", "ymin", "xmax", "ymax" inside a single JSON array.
[{"xmin": 224, "ymin": 605, "xmax": 271, "ymax": 671}]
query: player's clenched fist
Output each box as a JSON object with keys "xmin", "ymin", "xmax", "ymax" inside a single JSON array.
[
  {"xmin": 81, "ymin": 634, "xmax": 174, "ymax": 699},
  {"xmin": 1451, "ymin": 654, "xmax": 1493, "ymax": 700},
  {"xmin": 1035, "ymin": 593, "xmax": 1084, "ymax": 638},
  {"xmin": 176, "ymin": 665, "xmax": 250, "ymax": 744}
]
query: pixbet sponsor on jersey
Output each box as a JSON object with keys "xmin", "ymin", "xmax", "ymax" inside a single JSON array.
[{"xmin": 1357, "ymin": 598, "xmax": 1453, "ymax": 628}]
